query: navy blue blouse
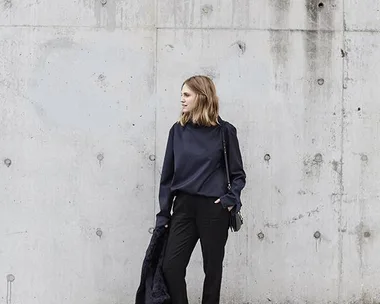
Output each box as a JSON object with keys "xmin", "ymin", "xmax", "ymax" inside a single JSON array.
[{"xmin": 155, "ymin": 118, "xmax": 246, "ymax": 227}]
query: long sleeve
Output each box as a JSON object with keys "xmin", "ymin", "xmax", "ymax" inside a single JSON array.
[
  {"xmin": 219, "ymin": 123, "xmax": 246, "ymax": 213},
  {"xmin": 155, "ymin": 126, "xmax": 175, "ymax": 227}
]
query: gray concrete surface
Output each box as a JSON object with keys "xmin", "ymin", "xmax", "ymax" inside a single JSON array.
[{"xmin": 0, "ymin": 0, "xmax": 379, "ymax": 303}]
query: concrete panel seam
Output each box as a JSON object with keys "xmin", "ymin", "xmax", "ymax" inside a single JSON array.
[
  {"xmin": 156, "ymin": 27, "xmax": 345, "ymax": 33},
  {"xmin": 337, "ymin": 0, "xmax": 346, "ymax": 301},
  {"xmin": 0, "ymin": 24, "xmax": 156, "ymax": 30},
  {"xmin": 153, "ymin": 24, "xmax": 159, "ymax": 226},
  {"xmin": 1, "ymin": 25, "xmax": 379, "ymax": 33},
  {"xmin": 343, "ymin": 28, "xmax": 380, "ymax": 33}
]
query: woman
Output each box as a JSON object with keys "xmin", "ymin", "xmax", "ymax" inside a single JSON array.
[{"xmin": 156, "ymin": 75, "xmax": 246, "ymax": 304}]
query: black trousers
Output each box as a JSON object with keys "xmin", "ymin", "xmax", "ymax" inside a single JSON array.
[{"xmin": 162, "ymin": 192, "xmax": 230, "ymax": 304}]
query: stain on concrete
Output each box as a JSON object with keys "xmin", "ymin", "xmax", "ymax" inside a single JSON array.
[
  {"xmin": 237, "ymin": 41, "xmax": 246, "ymax": 54},
  {"xmin": 303, "ymin": 153, "xmax": 323, "ymax": 179},
  {"xmin": 288, "ymin": 207, "xmax": 320, "ymax": 224},
  {"xmin": 134, "ymin": 183, "xmax": 144, "ymax": 193},
  {"xmin": 274, "ymin": 186, "xmax": 282, "ymax": 195},
  {"xmin": 305, "ymin": 0, "xmax": 334, "ymax": 30},
  {"xmin": 230, "ymin": 0, "xmax": 252, "ymax": 27},
  {"xmin": 94, "ymin": 0, "xmax": 116, "ymax": 31},
  {"xmin": 231, "ymin": 40, "xmax": 246, "ymax": 56},
  {"xmin": 165, "ymin": 44, "xmax": 174, "ymax": 52},
  {"xmin": 291, "ymin": 214, "xmax": 305, "ymax": 222},
  {"xmin": 305, "ymin": 0, "xmax": 318, "ymax": 26},
  {"xmin": 6, "ymin": 274, "xmax": 15, "ymax": 304},
  {"xmin": 34, "ymin": 36, "xmax": 77, "ymax": 79},
  {"xmin": 303, "ymin": 31, "xmax": 318, "ymax": 80},
  {"xmin": 270, "ymin": 31, "xmax": 290, "ymax": 93},
  {"xmin": 96, "ymin": 73, "xmax": 109, "ymax": 89},
  {"xmin": 314, "ymin": 230, "xmax": 323, "ymax": 252},
  {"xmin": 97, "ymin": 153, "xmax": 104, "ymax": 166},
  {"xmin": 348, "ymin": 294, "xmax": 378, "ymax": 304},
  {"xmin": 266, "ymin": 206, "xmax": 321, "ymax": 228},
  {"xmin": 331, "ymin": 160, "xmax": 342, "ymax": 175},
  {"xmin": 269, "ymin": 0, "xmax": 290, "ymax": 92},
  {"xmin": 200, "ymin": 66, "xmax": 219, "ymax": 79},
  {"xmin": 174, "ymin": 0, "xmax": 195, "ymax": 28},
  {"xmin": 269, "ymin": 0, "xmax": 290, "ymax": 28},
  {"xmin": 41, "ymin": 37, "xmax": 75, "ymax": 52},
  {"xmin": 6, "ymin": 230, "xmax": 28, "ymax": 236},
  {"xmin": 303, "ymin": 0, "xmax": 335, "ymax": 100},
  {"xmin": 270, "ymin": 31, "xmax": 289, "ymax": 64},
  {"xmin": 306, "ymin": 207, "xmax": 320, "ymax": 217},
  {"xmin": 298, "ymin": 190, "xmax": 307, "ymax": 195},
  {"xmin": 265, "ymin": 222, "xmax": 279, "ymax": 229},
  {"xmin": 4, "ymin": 0, "xmax": 12, "ymax": 9},
  {"xmin": 355, "ymin": 222, "xmax": 365, "ymax": 277},
  {"xmin": 201, "ymin": 4, "xmax": 213, "ymax": 16}
]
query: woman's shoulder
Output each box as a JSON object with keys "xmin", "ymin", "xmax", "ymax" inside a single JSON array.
[
  {"xmin": 167, "ymin": 121, "xmax": 183, "ymax": 134},
  {"xmin": 170, "ymin": 121, "xmax": 182, "ymax": 130},
  {"xmin": 219, "ymin": 118, "xmax": 237, "ymax": 134}
]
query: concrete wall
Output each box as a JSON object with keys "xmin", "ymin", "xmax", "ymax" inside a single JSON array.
[{"xmin": 0, "ymin": 0, "xmax": 379, "ymax": 303}]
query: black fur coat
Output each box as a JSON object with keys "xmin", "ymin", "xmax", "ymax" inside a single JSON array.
[{"xmin": 135, "ymin": 226, "xmax": 171, "ymax": 304}]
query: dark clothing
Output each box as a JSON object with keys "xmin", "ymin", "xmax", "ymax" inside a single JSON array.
[
  {"xmin": 156, "ymin": 118, "xmax": 246, "ymax": 227},
  {"xmin": 135, "ymin": 226, "xmax": 171, "ymax": 304},
  {"xmin": 162, "ymin": 192, "xmax": 230, "ymax": 304}
]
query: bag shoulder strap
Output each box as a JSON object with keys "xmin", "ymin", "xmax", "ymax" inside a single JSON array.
[{"xmin": 221, "ymin": 122, "xmax": 232, "ymax": 191}]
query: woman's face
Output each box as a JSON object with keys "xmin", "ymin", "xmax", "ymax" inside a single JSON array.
[{"xmin": 181, "ymin": 83, "xmax": 197, "ymax": 114}]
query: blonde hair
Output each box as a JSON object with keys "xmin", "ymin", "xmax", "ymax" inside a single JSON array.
[{"xmin": 179, "ymin": 75, "xmax": 219, "ymax": 127}]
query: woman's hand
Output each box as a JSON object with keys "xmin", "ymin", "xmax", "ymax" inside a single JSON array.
[{"xmin": 214, "ymin": 198, "xmax": 233, "ymax": 211}]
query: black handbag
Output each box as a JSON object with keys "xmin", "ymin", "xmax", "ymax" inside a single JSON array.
[{"xmin": 221, "ymin": 123, "xmax": 243, "ymax": 232}]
